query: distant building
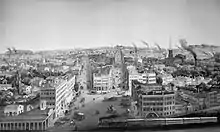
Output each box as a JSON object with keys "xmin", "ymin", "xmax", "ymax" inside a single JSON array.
[
  {"xmin": 138, "ymin": 90, "xmax": 176, "ymax": 118},
  {"xmin": 168, "ymin": 49, "xmax": 173, "ymax": 58},
  {"xmin": 4, "ymin": 105, "xmax": 24, "ymax": 116},
  {"xmin": 114, "ymin": 46, "xmax": 124, "ymax": 66}
]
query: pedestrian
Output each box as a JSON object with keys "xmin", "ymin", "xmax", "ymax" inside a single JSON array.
[{"xmin": 75, "ymin": 125, "xmax": 78, "ymax": 131}]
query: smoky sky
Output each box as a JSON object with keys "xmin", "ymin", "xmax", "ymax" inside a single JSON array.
[{"xmin": 0, "ymin": 0, "xmax": 220, "ymax": 53}]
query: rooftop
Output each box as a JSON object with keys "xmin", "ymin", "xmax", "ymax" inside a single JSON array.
[
  {"xmin": 94, "ymin": 65, "xmax": 112, "ymax": 76},
  {"xmin": 4, "ymin": 104, "xmax": 20, "ymax": 111},
  {"xmin": 142, "ymin": 90, "xmax": 175, "ymax": 95},
  {"xmin": 0, "ymin": 108, "xmax": 51, "ymax": 122}
]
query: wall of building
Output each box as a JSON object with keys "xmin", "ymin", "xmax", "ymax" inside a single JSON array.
[
  {"xmin": 93, "ymin": 74, "xmax": 112, "ymax": 93},
  {"xmin": 0, "ymin": 111, "xmax": 54, "ymax": 131},
  {"xmin": 139, "ymin": 92, "xmax": 175, "ymax": 118},
  {"xmin": 40, "ymin": 76, "xmax": 76, "ymax": 118}
]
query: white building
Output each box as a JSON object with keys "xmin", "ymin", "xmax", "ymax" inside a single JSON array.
[
  {"xmin": 93, "ymin": 74, "xmax": 112, "ymax": 94},
  {"xmin": 147, "ymin": 72, "xmax": 156, "ymax": 84},
  {"xmin": 40, "ymin": 75, "xmax": 76, "ymax": 118},
  {"xmin": 23, "ymin": 85, "xmax": 32, "ymax": 94},
  {"xmin": 128, "ymin": 73, "xmax": 147, "ymax": 96},
  {"xmin": 4, "ymin": 105, "xmax": 24, "ymax": 116},
  {"xmin": 127, "ymin": 66, "xmax": 156, "ymax": 96}
]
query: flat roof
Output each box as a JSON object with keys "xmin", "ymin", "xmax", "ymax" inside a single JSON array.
[{"xmin": 0, "ymin": 108, "xmax": 51, "ymax": 123}]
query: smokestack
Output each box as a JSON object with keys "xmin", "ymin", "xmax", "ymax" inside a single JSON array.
[
  {"xmin": 179, "ymin": 39, "xmax": 197, "ymax": 67},
  {"xmin": 132, "ymin": 43, "xmax": 138, "ymax": 66}
]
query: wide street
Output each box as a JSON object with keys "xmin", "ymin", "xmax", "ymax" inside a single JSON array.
[{"xmin": 48, "ymin": 90, "xmax": 127, "ymax": 132}]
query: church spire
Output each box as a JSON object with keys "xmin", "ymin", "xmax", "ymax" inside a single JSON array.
[{"xmin": 169, "ymin": 35, "xmax": 172, "ymax": 50}]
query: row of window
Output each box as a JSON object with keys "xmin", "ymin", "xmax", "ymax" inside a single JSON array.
[
  {"xmin": 143, "ymin": 106, "xmax": 175, "ymax": 111},
  {"xmin": 143, "ymin": 101, "xmax": 175, "ymax": 106},
  {"xmin": 5, "ymin": 111, "xmax": 23, "ymax": 116},
  {"xmin": 47, "ymin": 102, "xmax": 55, "ymax": 106},
  {"xmin": 94, "ymin": 87, "xmax": 109, "ymax": 91},
  {"xmin": 152, "ymin": 111, "xmax": 175, "ymax": 116},
  {"xmin": 0, "ymin": 122, "xmax": 46, "ymax": 130},
  {"xmin": 41, "ymin": 97, "xmax": 55, "ymax": 100},
  {"xmin": 143, "ymin": 97, "xmax": 175, "ymax": 101}
]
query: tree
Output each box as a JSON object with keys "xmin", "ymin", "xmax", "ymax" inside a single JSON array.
[
  {"xmin": 80, "ymin": 86, "xmax": 83, "ymax": 90},
  {"xmin": 156, "ymin": 76, "xmax": 163, "ymax": 85},
  {"xmin": 196, "ymin": 82, "xmax": 210, "ymax": 92},
  {"xmin": 21, "ymin": 77, "xmax": 31, "ymax": 86}
]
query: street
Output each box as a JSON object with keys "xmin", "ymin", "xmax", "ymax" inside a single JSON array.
[{"xmin": 48, "ymin": 90, "xmax": 127, "ymax": 132}]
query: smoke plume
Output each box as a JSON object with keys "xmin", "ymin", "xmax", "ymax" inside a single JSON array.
[
  {"xmin": 179, "ymin": 39, "xmax": 197, "ymax": 66},
  {"xmin": 141, "ymin": 40, "xmax": 149, "ymax": 49},
  {"xmin": 154, "ymin": 43, "xmax": 161, "ymax": 51}
]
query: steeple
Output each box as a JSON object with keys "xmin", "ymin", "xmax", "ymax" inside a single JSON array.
[
  {"xmin": 168, "ymin": 36, "xmax": 173, "ymax": 58},
  {"xmin": 169, "ymin": 36, "xmax": 172, "ymax": 50}
]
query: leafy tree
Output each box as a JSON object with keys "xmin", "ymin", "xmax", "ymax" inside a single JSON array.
[
  {"xmin": 196, "ymin": 82, "xmax": 210, "ymax": 92},
  {"xmin": 156, "ymin": 76, "xmax": 163, "ymax": 85}
]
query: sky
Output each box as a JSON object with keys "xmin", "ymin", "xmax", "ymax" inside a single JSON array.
[{"xmin": 0, "ymin": 0, "xmax": 220, "ymax": 53}]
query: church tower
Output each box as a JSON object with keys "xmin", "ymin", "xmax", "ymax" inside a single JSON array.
[{"xmin": 168, "ymin": 36, "xmax": 173, "ymax": 58}]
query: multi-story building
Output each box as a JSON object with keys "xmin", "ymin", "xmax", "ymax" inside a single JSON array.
[
  {"xmin": 138, "ymin": 90, "xmax": 176, "ymax": 118},
  {"xmin": 146, "ymin": 72, "xmax": 156, "ymax": 84},
  {"xmin": 0, "ymin": 108, "xmax": 54, "ymax": 131},
  {"xmin": 93, "ymin": 74, "xmax": 112, "ymax": 93},
  {"xmin": 131, "ymin": 80, "xmax": 163, "ymax": 101},
  {"xmin": 128, "ymin": 73, "xmax": 147, "ymax": 96},
  {"xmin": 40, "ymin": 75, "xmax": 76, "ymax": 118},
  {"xmin": 206, "ymin": 91, "xmax": 218, "ymax": 108},
  {"xmin": 127, "ymin": 66, "xmax": 157, "ymax": 96},
  {"xmin": 93, "ymin": 66, "xmax": 112, "ymax": 93}
]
